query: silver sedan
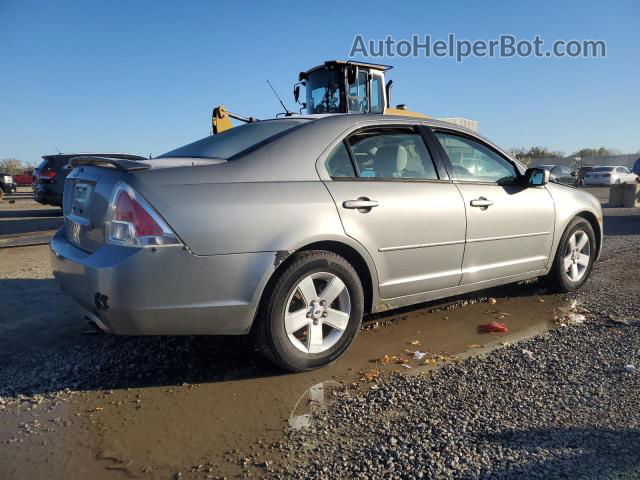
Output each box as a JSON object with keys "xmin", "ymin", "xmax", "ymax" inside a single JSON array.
[{"xmin": 51, "ymin": 114, "xmax": 602, "ymax": 370}]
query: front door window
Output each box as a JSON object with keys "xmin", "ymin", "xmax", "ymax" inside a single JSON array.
[{"xmin": 434, "ymin": 132, "xmax": 517, "ymax": 184}]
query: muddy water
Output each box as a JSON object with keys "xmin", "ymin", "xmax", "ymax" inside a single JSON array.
[{"xmin": 0, "ymin": 292, "xmax": 562, "ymax": 479}]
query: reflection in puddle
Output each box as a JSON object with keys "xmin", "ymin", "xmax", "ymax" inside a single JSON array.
[{"xmin": 288, "ymin": 381, "xmax": 342, "ymax": 430}]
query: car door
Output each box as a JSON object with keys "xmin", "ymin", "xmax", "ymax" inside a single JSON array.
[
  {"xmin": 431, "ymin": 129, "xmax": 555, "ymax": 285},
  {"xmin": 321, "ymin": 125, "xmax": 466, "ymax": 299}
]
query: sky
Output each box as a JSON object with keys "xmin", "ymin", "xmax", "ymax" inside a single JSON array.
[{"xmin": 1, "ymin": 0, "xmax": 638, "ymax": 164}]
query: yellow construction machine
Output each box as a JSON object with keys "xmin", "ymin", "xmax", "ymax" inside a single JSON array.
[{"xmin": 211, "ymin": 60, "xmax": 428, "ymax": 134}]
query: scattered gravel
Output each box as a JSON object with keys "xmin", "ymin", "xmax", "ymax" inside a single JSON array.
[{"xmin": 269, "ymin": 227, "xmax": 640, "ymax": 479}]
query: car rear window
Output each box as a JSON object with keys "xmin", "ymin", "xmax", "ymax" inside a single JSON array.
[
  {"xmin": 158, "ymin": 119, "xmax": 310, "ymax": 160},
  {"xmin": 38, "ymin": 157, "xmax": 67, "ymax": 170}
]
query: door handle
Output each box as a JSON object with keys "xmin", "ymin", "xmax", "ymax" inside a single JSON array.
[
  {"xmin": 343, "ymin": 198, "xmax": 379, "ymax": 211},
  {"xmin": 470, "ymin": 197, "xmax": 494, "ymax": 208}
]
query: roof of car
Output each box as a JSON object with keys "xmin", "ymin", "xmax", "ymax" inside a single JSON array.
[
  {"xmin": 272, "ymin": 113, "xmax": 518, "ymax": 162},
  {"xmin": 269, "ymin": 113, "xmax": 483, "ymax": 137}
]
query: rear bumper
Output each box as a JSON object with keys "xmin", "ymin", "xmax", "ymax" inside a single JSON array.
[
  {"xmin": 33, "ymin": 184, "xmax": 62, "ymax": 206},
  {"xmin": 50, "ymin": 228, "xmax": 276, "ymax": 335}
]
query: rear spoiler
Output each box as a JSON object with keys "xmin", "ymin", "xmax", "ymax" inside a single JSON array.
[{"xmin": 67, "ymin": 155, "xmax": 151, "ymax": 172}]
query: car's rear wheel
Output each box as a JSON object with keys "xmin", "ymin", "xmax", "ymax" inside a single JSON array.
[
  {"xmin": 255, "ymin": 250, "xmax": 364, "ymax": 371},
  {"xmin": 545, "ymin": 217, "xmax": 596, "ymax": 292}
]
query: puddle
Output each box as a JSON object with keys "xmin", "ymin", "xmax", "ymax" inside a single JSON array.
[
  {"xmin": 0, "ymin": 290, "xmax": 564, "ymax": 479},
  {"xmin": 288, "ymin": 380, "xmax": 343, "ymax": 431}
]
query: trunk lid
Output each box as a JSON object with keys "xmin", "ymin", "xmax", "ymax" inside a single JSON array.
[{"xmin": 63, "ymin": 162, "xmax": 141, "ymax": 253}]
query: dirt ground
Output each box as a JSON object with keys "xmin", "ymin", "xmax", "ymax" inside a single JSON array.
[{"xmin": 0, "ymin": 185, "xmax": 635, "ymax": 479}]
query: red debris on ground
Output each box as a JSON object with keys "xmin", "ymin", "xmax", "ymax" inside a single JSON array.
[{"xmin": 478, "ymin": 321, "xmax": 509, "ymax": 333}]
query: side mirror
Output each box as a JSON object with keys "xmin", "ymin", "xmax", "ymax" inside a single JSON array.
[
  {"xmin": 571, "ymin": 171, "xmax": 576, "ymax": 177},
  {"xmin": 524, "ymin": 167, "xmax": 549, "ymax": 186},
  {"xmin": 293, "ymin": 85, "xmax": 300, "ymax": 104}
]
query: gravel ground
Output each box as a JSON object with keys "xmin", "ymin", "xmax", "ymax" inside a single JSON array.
[
  {"xmin": 269, "ymin": 228, "xmax": 640, "ymax": 479},
  {"xmin": 2, "ymin": 191, "xmax": 639, "ymax": 479}
]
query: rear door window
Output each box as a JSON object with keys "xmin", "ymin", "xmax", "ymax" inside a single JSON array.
[
  {"xmin": 325, "ymin": 142, "xmax": 356, "ymax": 178},
  {"xmin": 347, "ymin": 128, "xmax": 439, "ymax": 180}
]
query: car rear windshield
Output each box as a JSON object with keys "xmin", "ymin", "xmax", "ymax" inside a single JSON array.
[
  {"xmin": 37, "ymin": 157, "xmax": 67, "ymax": 170},
  {"xmin": 592, "ymin": 166, "xmax": 615, "ymax": 172},
  {"xmin": 157, "ymin": 119, "xmax": 309, "ymax": 160}
]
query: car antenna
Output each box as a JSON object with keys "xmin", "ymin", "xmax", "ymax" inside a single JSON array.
[
  {"xmin": 267, "ymin": 80, "xmax": 292, "ymax": 116},
  {"xmin": 54, "ymin": 146, "xmax": 61, "ymax": 154}
]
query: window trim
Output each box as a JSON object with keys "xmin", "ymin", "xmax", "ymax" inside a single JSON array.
[{"xmin": 427, "ymin": 127, "xmax": 524, "ymax": 186}]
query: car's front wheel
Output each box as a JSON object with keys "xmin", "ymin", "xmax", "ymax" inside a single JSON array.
[
  {"xmin": 255, "ymin": 250, "xmax": 364, "ymax": 371},
  {"xmin": 546, "ymin": 217, "xmax": 596, "ymax": 292}
]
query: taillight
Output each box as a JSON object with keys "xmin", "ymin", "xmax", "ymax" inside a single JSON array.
[
  {"xmin": 40, "ymin": 170, "xmax": 57, "ymax": 179},
  {"xmin": 105, "ymin": 182, "xmax": 181, "ymax": 247}
]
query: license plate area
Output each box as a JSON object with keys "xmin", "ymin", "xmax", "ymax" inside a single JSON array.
[
  {"xmin": 70, "ymin": 182, "xmax": 93, "ymax": 217},
  {"xmin": 65, "ymin": 182, "xmax": 93, "ymax": 247},
  {"xmin": 66, "ymin": 217, "xmax": 84, "ymax": 246}
]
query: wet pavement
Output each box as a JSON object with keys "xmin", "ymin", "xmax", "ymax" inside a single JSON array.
[{"xmin": 0, "ymin": 265, "xmax": 563, "ymax": 479}]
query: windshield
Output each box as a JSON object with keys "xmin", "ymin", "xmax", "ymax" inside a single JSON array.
[
  {"xmin": 305, "ymin": 69, "xmax": 343, "ymax": 114},
  {"xmin": 158, "ymin": 119, "xmax": 308, "ymax": 160},
  {"xmin": 539, "ymin": 165, "xmax": 554, "ymax": 171},
  {"xmin": 592, "ymin": 166, "xmax": 615, "ymax": 172}
]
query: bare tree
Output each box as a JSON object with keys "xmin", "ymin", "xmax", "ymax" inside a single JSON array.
[{"xmin": 0, "ymin": 158, "xmax": 24, "ymax": 175}]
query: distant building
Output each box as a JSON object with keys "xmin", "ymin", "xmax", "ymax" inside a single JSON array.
[{"xmin": 437, "ymin": 117, "xmax": 479, "ymax": 132}]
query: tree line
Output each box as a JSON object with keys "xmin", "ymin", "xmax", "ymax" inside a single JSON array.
[
  {"xmin": 508, "ymin": 146, "xmax": 637, "ymax": 161},
  {"xmin": 0, "ymin": 158, "xmax": 37, "ymax": 175}
]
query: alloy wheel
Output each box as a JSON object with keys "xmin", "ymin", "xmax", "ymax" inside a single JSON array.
[
  {"xmin": 563, "ymin": 230, "xmax": 591, "ymax": 282},
  {"xmin": 284, "ymin": 272, "xmax": 351, "ymax": 354}
]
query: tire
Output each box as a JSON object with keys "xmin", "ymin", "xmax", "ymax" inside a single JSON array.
[
  {"xmin": 545, "ymin": 217, "xmax": 596, "ymax": 293},
  {"xmin": 255, "ymin": 250, "xmax": 364, "ymax": 371}
]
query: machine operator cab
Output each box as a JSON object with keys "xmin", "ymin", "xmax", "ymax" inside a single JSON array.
[
  {"xmin": 212, "ymin": 60, "xmax": 428, "ymax": 135},
  {"xmin": 295, "ymin": 60, "xmax": 426, "ymax": 118},
  {"xmin": 296, "ymin": 60, "xmax": 389, "ymax": 114}
]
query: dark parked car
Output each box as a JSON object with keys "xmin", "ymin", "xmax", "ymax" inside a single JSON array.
[
  {"xmin": 538, "ymin": 164, "xmax": 578, "ymax": 186},
  {"xmin": 576, "ymin": 166, "xmax": 595, "ymax": 186},
  {"xmin": 33, "ymin": 153, "xmax": 146, "ymax": 206},
  {"xmin": 0, "ymin": 172, "xmax": 17, "ymax": 197},
  {"xmin": 632, "ymin": 158, "xmax": 640, "ymax": 176}
]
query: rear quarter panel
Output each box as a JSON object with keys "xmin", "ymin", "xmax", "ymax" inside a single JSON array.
[{"xmin": 140, "ymin": 180, "xmax": 348, "ymax": 256}]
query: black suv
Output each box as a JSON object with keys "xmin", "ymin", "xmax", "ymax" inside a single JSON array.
[
  {"xmin": 0, "ymin": 172, "xmax": 17, "ymax": 198},
  {"xmin": 33, "ymin": 153, "xmax": 146, "ymax": 207}
]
